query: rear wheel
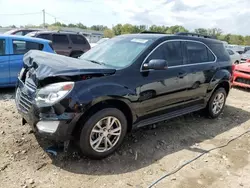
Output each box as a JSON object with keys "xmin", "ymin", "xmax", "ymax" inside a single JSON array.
[
  {"xmin": 206, "ymin": 88, "xmax": 227, "ymax": 118},
  {"xmin": 79, "ymin": 108, "xmax": 127, "ymax": 159}
]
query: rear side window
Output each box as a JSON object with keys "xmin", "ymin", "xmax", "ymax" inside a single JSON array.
[
  {"xmin": 207, "ymin": 43, "xmax": 230, "ymax": 61},
  {"xmin": 148, "ymin": 41, "xmax": 183, "ymax": 67},
  {"xmin": 69, "ymin": 34, "xmax": 87, "ymax": 44},
  {"xmin": 185, "ymin": 41, "xmax": 215, "ymax": 64},
  {"xmin": 12, "ymin": 40, "xmax": 44, "ymax": 55},
  {"xmin": 37, "ymin": 34, "xmax": 52, "ymax": 40},
  {"xmin": 0, "ymin": 39, "xmax": 6, "ymax": 55},
  {"xmin": 52, "ymin": 34, "xmax": 69, "ymax": 44}
]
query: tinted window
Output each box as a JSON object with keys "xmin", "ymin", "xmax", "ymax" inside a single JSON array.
[
  {"xmin": 186, "ymin": 42, "xmax": 215, "ymax": 64},
  {"xmin": 37, "ymin": 34, "xmax": 52, "ymax": 40},
  {"xmin": 207, "ymin": 43, "xmax": 229, "ymax": 61},
  {"xmin": 227, "ymin": 49, "xmax": 234, "ymax": 55},
  {"xmin": 0, "ymin": 39, "xmax": 5, "ymax": 55},
  {"xmin": 148, "ymin": 41, "xmax": 183, "ymax": 67},
  {"xmin": 69, "ymin": 34, "xmax": 87, "ymax": 44},
  {"xmin": 12, "ymin": 40, "xmax": 44, "ymax": 55},
  {"xmin": 52, "ymin": 34, "xmax": 69, "ymax": 44}
]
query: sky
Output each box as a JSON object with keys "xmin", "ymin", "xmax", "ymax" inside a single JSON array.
[{"xmin": 0, "ymin": 0, "xmax": 250, "ymax": 35}]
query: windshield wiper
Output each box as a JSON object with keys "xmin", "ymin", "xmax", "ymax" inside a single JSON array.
[{"xmin": 86, "ymin": 59, "xmax": 105, "ymax": 65}]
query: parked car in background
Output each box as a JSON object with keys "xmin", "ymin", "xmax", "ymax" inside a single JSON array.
[
  {"xmin": 90, "ymin": 37, "xmax": 109, "ymax": 48},
  {"xmin": 240, "ymin": 50, "xmax": 250, "ymax": 63},
  {"xmin": 232, "ymin": 63, "xmax": 250, "ymax": 88},
  {"xmin": 243, "ymin": 46, "xmax": 250, "ymax": 53},
  {"xmin": 15, "ymin": 32, "xmax": 232, "ymax": 159},
  {"xmin": 0, "ymin": 34, "xmax": 54, "ymax": 87},
  {"xmin": 226, "ymin": 48, "xmax": 241, "ymax": 64},
  {"xmin": 4, "ymin": 28, "xmax": 42, "ymax": 36},
  {"xmin": 26, "ymin": 31, "xmax": 90, "ymax": 58}
]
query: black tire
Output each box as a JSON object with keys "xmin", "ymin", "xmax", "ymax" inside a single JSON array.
[
  {"xmin": 79, "ymin": 108, "xmax": 127, "ymax": 159},
  {"xmin": 234, "ymin": 60, "xmax": 239, "ymax": 64},
  {"xmin": 206, "ymin": 88, "xmax": 227, "ymax": 118}
]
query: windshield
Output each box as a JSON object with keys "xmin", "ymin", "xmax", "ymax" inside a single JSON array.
[{"xmin": 80, "ymin": 36, "xmax": 154, "ymax": 68}]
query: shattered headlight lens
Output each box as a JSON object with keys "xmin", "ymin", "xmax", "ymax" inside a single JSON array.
[{"xmin": 35, "ymin": 82, "xmax": 74, "ymax": 106}]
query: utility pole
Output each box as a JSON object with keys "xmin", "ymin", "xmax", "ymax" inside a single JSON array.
[
  {"xmin": 55, "ymin": 18, "xmax": 57, "ymax": 24},
  {"xmin": 42, "ymin": 9, "xmax": 45, "ymax": 28}
]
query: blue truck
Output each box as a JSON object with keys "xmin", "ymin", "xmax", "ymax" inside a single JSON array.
[{"xmin": 0, "ymin": 34, "xmax": 54, "ymax": 87}]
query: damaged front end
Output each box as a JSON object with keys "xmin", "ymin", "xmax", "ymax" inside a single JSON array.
[{"xmin": 15, "ymin": 50, "xmax": 116, "ymax": 141}]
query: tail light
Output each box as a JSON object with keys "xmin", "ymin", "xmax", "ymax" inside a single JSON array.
[{"xmin": 246, "ymin": 59, "xmax": 250, "ymax": 63}]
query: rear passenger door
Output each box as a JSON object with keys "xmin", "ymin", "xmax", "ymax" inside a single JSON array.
[
  {"xmin": 9, "ymin": 40, "xmax": 44, "ymax": 84},
  {"xmin": 0, "ymin": 38, "xmax": 10, "ymax": 86},
  {"xmin": 52, "ymin": 34, "xmax": 71, "ymax": 56},
  {"xmin": 183, "ymin": 41, "xmax": 217, "ymax": 102}
]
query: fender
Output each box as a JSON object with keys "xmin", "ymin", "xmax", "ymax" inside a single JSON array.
[
  {"xmin": 73, "ymin": 81, "xmax": 138, "ymax": 122},
  {"xmin": 206, "ymin": 69, "xmax": 231, "ymax": 101}
]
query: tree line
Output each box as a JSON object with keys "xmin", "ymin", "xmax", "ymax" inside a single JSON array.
[{"xmin": 2, "ymin": 22, "xmax": 250, "ymax": 46}]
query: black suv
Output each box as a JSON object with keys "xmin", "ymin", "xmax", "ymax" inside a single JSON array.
[
  {"xmin": 26, "ymin": 31, "xmax": 90, "ymax": 57},
  {"xmin": 15, "ymin": 32, "xmax": 232, "ymax": 159}
]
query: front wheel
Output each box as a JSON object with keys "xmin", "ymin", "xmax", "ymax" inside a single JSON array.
[
  {"xmin": 79, "ymin": 108, "xmax": 127, "ymax": 159},
  {"xmin": 206, "ymin": 88, "xmax": 227, "ymax": 118}
]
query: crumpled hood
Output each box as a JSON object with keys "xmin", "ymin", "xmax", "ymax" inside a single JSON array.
[
  {"xmin": 23, "ymin": 50, "xmax": 116, "ymax": 80},
  {"xmin": 235, "ymin": 63, "xmax": 250, "ymax": 72}
]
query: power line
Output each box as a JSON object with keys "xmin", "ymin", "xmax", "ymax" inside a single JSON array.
[
  {"xmin": 45, "ymin": 12, "xmax": 72, "ymax": 24},
  {"xmin": 0, "ymin": 12, "xmax": 41, "ymax": 16}
]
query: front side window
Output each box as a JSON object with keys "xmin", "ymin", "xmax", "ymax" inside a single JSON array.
[
  {"xmin": 69, "ymin": 34, "xmax": 87, "ymax": 44},
  {"xmin": 12, "ymin": 40, "xmax": 44, "ymax": 55},
  {"xmin": 0, "ymin": 39, "xmax": 6, "ymax": 55},
  {"xmin": 52, "ymin": 34, "xmax": 69, "ymax": 44},
  {"xmin": 185, "ymin": 41, "xmax": 215, "ymax": 64},
  {"xmin": 80, "ymin": 37, "xmax": 154, "ymax": 68},
  {"xmin": 147, "ymin": 41, "xmax": 183, "ymax": 67}
]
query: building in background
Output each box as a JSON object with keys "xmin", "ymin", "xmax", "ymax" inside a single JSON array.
[{"xmin": 60, "ymin": 27, "xmax": 104, "ymax": 43}]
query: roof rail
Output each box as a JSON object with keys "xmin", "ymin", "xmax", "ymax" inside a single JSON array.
[
  {"xmin": 56, "ymin": 29, "xmax": 80, "ymax": 34},
  {"xmin": 176, "ymin": 32, "xmax": 216, "ymax": 39},
  {"xmin": 140, "ymin": 31, "xmax": 166, "ymax": 34}
]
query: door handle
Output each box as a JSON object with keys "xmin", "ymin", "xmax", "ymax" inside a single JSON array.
[
  {"xmin": 68, "ymin": 46, "xmax": 72, "ymax": 49},
  {"xmin": 178, "ymin": 72, "xmax": 187, "ymax": 78}
]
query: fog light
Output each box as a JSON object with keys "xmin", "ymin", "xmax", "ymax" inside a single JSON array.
[{"xmin": 36, "ymin": 121, "xmax": 60, "ymax": 133}]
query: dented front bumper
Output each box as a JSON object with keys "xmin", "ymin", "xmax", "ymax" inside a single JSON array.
[{"xmin": 16, "ymin": 78, "xmax": 82, "ymax": 141}]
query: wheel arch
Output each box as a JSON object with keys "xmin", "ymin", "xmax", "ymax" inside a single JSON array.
[{"xmin": 72, "ymin": 96, "xmax": 136, "ymax": 139}]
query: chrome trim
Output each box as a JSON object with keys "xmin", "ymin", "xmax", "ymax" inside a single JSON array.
[{"xmin": 140, "ymin": 39, "xmax": 217, "ymax": 72}]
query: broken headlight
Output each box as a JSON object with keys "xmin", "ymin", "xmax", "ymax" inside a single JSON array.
[{"xmin": 35, "ymin": 82, "xmax": 74, "ymax": 106}]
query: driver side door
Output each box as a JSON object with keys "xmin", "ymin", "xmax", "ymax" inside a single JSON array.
[{"xmin": 136, "ymin": 40, "xmax": 191, "ymax": 119}]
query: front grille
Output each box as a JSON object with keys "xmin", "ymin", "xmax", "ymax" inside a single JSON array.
[
  {"xmin": 235, "ymin": 70, "xmax": 250, "ymax": 75},
  {"xmin": 18, "ymin": 91, "xmax": 33, "ymax": 113},
  {"xmin": 25, "ymin": 80, "xmax": 37, "ymax": 91},
  {"xmin": 235, "ymin": 78, "xmax": 250, "ymax": 85}
]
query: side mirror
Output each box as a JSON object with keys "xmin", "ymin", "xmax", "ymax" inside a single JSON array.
[{"xmin": 143, "ymin": 59, "xmax": 168, "ymax": 70}]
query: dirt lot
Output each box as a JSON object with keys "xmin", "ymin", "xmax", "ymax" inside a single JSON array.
[{"xmin": 0, "ymin": 88, "xmax": 250, "ymax": 188}]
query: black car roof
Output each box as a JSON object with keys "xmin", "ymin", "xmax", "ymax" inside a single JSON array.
[{"xmin": 118, "ymin": 33, "xmax": 222, "ymax": 44}]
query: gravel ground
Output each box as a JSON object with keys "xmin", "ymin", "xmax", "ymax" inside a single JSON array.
[{"xmin": 0, "ymin": 88, "xmax": 250, "ymax": 188}]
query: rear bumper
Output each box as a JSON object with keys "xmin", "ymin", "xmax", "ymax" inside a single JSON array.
[
  {"xmin": 232, "ymin": 71, "xmax": 250, "ymax": 88},
  {"xmin": 15, "ymin": 79, "xmax": 82, "ymax": 141}
]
